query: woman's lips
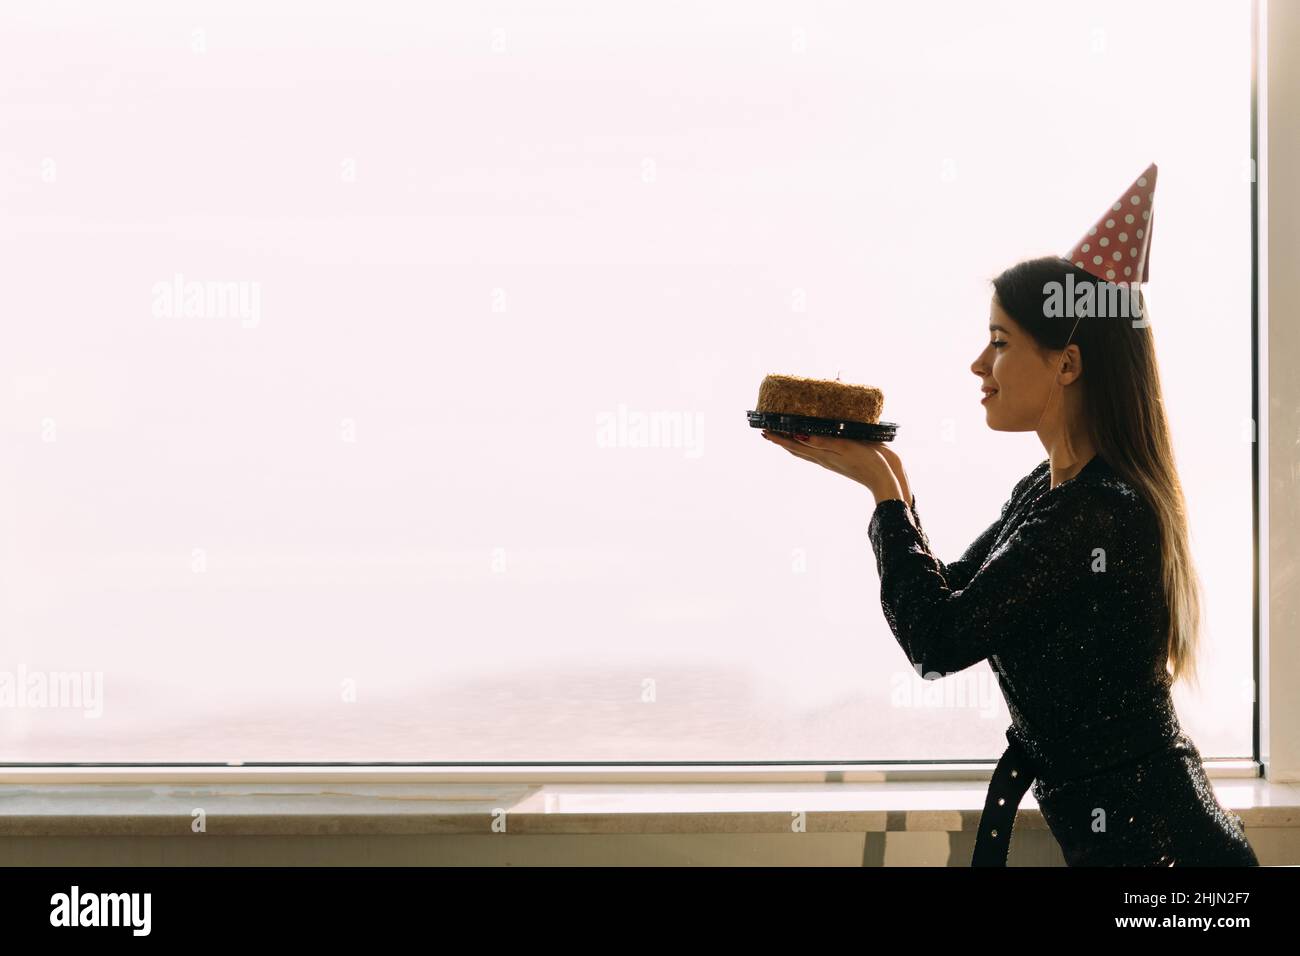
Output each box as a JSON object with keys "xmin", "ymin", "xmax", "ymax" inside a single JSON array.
[{"xmin": 981, "ymin": 389, "xmax": 998, "ymax": 403}]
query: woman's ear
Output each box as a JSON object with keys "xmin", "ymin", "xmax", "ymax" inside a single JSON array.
[{"xmin": 1059, "ymin": 344, "xmax": 1084, "ymax": 385}]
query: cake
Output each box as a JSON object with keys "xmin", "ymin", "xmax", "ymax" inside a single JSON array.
[{"xmin": 755, "ymin": 374, "xmax": 884, "ymax": 424}]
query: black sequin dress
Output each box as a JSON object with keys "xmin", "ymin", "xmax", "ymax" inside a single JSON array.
[{"xmin": 866, "ymin": 453, "xmax": 1258, "ymax": 866}]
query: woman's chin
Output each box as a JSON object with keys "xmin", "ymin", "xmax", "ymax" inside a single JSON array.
[{"xmin": 981, "ymin": 416, "xmax": 1029, "ymax": 433}]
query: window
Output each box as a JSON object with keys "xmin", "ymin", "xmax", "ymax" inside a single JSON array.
[{"xmin": 0, "ymin": 0, "xmax": 1254, "ymax": 764}]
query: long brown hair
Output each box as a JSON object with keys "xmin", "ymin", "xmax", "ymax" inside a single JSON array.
[{"xmin": 990, "ymin": 255, "xmax": 1203, "ymax": 689}]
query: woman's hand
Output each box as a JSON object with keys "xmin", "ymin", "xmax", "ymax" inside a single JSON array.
[
  {"xmin": 874, "ymin": 442, "xmax": 912, "ymax": 508},
  {"xmin": 761, "ymin": 429, "xmax": 905, "ymax": 504}
]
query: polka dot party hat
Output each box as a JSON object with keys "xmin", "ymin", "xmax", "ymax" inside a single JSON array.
[{"xmin": 1064, "ymin": 162, "xmax": 1157, "ymax": 283}]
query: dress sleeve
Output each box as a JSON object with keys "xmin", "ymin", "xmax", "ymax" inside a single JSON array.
[
  {"xmin": 868, "ymin": 486, "xmax": 1121, "ymax": 677},
  {"xmin": 908, "ymin": 493, "xmax": 1015, "ymax": 593},
  {"xmin": 906, "ymin": 467, "xmax": 1040, "ymax": 591}
]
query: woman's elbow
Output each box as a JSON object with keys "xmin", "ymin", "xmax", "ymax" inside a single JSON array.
[{"xmin": 905, "ymin": 639, "xmax": 984, "ymax": 679}]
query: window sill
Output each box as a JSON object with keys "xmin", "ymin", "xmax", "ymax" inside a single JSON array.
[{"xmin": 0, "ymin": 764, "xmax": 1295, "ymax": 837}]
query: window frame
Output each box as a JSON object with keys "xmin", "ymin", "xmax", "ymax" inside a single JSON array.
[{"xmin": 0, "ymin": 0, "xmax": 1287, "ymax": 788}]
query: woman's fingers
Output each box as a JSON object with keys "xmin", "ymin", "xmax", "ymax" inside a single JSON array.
[
  {"xmin": 765, "ymin": 431, "xmax": 807, "ymax": 452},
  {"xmin": 791, "ymin": 433, "xmax": 853, "ymax": 454},
  {"xmin": 764, "ymin": 431, "xmax": 824, "ymax": 461},
  {"xmin": 870, "ymin": 442, "xmax": 910, "ymax": 503},
  {"xmin": 765, "ymin": 432, "xmax": 853, "ymax": 473},
  {"xmin": 766, "ymin": 431, "xmax": 866, "ymax": 458},
  {"xmin": 761, "ymin": 429, "xmax": 896, "ymax": 493}
]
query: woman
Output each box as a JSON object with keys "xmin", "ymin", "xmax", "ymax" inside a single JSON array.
[{"xmin": 762, "ymin": 254, "xmax": 1258, "ymax": 867}]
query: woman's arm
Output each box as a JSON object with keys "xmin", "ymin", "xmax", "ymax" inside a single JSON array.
[
  {"xmin": 867, "ymin": 485, "xmax": 1125, "ymax": 677},
  {"xmin": 906, "ymin": 466, "xmax": 1043, "ymax": 591},
  {"xmin": 908, "ymin": 495, "xmax": 1011, "ymax": 593}
]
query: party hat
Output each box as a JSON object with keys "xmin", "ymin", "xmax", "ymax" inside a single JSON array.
[{"xmin": 1064, "ymin": 162, "xmax": 1157, "ymax": 283}]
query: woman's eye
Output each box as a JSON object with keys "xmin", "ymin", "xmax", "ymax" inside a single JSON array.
[{"xmin": 990, "ymin": 340, "xmax": 1007, "ymax": 349}]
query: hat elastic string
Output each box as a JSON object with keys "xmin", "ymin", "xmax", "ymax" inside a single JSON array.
[{"xmin": 1033, "ymin": 312, "xmax": 1085, "ymax": 438}]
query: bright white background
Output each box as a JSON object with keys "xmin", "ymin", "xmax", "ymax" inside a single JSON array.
[{"xmin": 0, "ymin": 0, "xmax": 1253, "ymax": 761}]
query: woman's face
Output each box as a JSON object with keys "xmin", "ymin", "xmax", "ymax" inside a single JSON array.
[{"xmin": 971, "ymin": 296, "xmax": 1061, "ymax": 431}]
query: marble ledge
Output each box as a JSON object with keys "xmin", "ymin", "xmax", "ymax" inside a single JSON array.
[{"xmin": 0, "ymin": 777, "xmax": 1298, "ymax": 837}]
